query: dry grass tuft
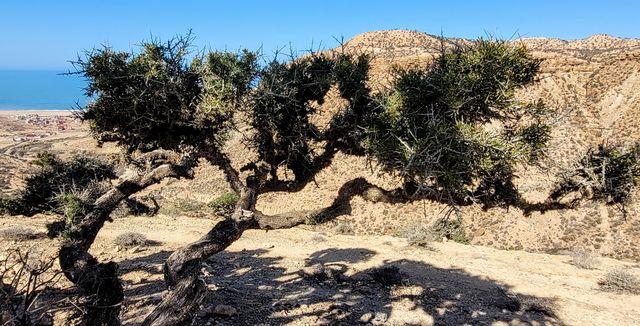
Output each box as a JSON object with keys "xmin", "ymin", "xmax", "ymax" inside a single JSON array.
[
  {"xmin": 512, "ymin": 293, "xmax": 557, "ymax": 317},
  {"xmin": 113, "ymin": 232, "xmax": 148, "ymax": 248},
  {"xmin": 309, "ymin": 233, "xmax": 327, "ymax": 242}
]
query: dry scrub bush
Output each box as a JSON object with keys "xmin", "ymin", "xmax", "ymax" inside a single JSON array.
[
  {"xmin": 599, "ymin": 269, "xmax": 640, "ymax": 294},
  {"xmin": 569, "ymin": 250, "xmax": 600, "ymax": 270},
  {"xmin": 509, "ymin": 292, "xmax": 557, "ymax": 317},
  {"xmin": 0, "ymin": 249, "xmax": 62, "ymax": 325},
  {"xmin": 0, "ymin": 226, "xmax": 41, "ymax": 241},
  {"xmin": 0, "ymin": 152, "xmax": 115, "ymax": 217},
  {"xmin": 405, "ymin": 226, "xmax": 437, "ymax": 249},
  {"xmin": 552, "ymin": 143, "xmax": 640, "ymax": 211},
  {"xmin": 309, "ymin": 234, "xmax": 327, "ymax": 242},
  {"xmin": 334, "ymin": 221, "xmax": 355, "ymax": 235},
  {"xmin": 113, "ymin": 232, "xmax": 148, "ymax": 248}
]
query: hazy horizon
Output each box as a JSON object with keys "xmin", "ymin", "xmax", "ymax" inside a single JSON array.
[{"xmin": 2, "ymin": 1, "xmax": 639, "ymax": 109}]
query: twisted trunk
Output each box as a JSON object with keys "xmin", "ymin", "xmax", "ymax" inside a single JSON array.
[
  {"xmin": 142, "ymin": 169, "xmax": 407, "ymax": 325},
  {"xmin": 59, "ymin": 156, "xmax": 193, "ymax": 325}
]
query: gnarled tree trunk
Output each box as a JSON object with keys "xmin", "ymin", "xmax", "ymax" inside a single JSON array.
[
  {"xmin": 59, "ymin": 155, "xmax": 193, "ymax": 325},
  {"xmin": 142, "ymin": 155, "xmax": 408, "ymax": 326}
]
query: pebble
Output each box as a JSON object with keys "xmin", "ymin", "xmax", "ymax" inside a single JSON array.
[{"xmin": 359, "ymin": 311, "xmax": 388, "ymax": 325}]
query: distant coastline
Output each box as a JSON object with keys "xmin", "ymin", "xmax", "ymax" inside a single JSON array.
[
  {"xmin": 0, "ymin": 108, "xmax": 76, "ymax": 111},
  {"xmin": 0, "ymin": 109, "xmax": 74, "ymax": 116},
  {"xmin": 0, "ymin": 70, "xmax": 87, "ymax": 111}
]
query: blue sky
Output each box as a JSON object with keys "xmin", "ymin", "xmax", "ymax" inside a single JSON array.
[{"xmin": 1, "ymin": 0, "xmax": 639, "ymax": 70}]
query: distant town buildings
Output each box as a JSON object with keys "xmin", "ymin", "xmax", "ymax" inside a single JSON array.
[{"xmin": 11, "ymin": 113, "xmax": 80, "ymax": 142}]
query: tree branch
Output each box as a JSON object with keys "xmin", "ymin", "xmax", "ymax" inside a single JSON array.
[{"xmin": 59, "ymin": 154, "xmax": 195, "ymax": 325}]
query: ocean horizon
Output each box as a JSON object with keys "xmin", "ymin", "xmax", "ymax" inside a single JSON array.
[{"xmin": 0, "ymin": 70, "xmax": 87, "ymax": 110}]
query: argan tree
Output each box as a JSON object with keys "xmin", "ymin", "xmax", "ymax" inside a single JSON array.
[{"xmin": 20, "ymin": 34, "xmax": 553, "ymax": 325}]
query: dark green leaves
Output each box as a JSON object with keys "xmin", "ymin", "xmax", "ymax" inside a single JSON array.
[
  {"xmin": 76, "ymin": 34, "xmax": 258, "ymax": 153},
  {"xmin": 366, "ymin": 39, "xmax": 547, "ymax": 205}
]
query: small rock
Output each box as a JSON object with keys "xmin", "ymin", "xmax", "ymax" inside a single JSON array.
[
  {"xmin": 258, "ymin": 285, "xmax": 273, "ymax": 290},
  {"xmin": 359, "ymin": 312, "xmax": 374, "ymax": 323},
  {"xmin": 213, "ymin": 304, "xmax": 237, "ymax": 317},
  {"xmin": 262, "ymin": 243, "xmax": 275, "ymax": 249},
  {"xmin": 128, "ymin": 246, "xmax": 141, "ymax": 254},
  {"xmin": 114, "ymin": 245, "xmax": 121, "ymax": 252},
  {"xmin": 134, "ymin": 276, "xmax": 146, "ymax": 284},
  {"xmin": 371, "ymin": 312, "xmax": 388, "ymax": 325}
]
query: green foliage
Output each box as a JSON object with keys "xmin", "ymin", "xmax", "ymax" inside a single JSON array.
[
  {"xmin": 431, "ymin": 217, "xmax": 470, "ymax": 244},
  {"xmin": 249, "ymin": 54, "xmax": 335, "ymax": 180},
  {"xmin": 0, "ymin": 196, "xmax": 23, "ymax": 215},
  {"xmin": 365, "ymin": 39, "xmax": 549, "ymax": 206},
  {"xmin": 248, "ymin": 51, "xmax": 375, "ymax": 180},
  {"xmin": 48, "ymin": 180, "xmax": 110, "ymax": 241},
  {"xmin": 2, "ymin": 152, "xmax": 115, "ymax": 217},
  {"xmin": 325, "ymin": 53, "xmax": 375, "ymax": 153},
  {"xmin": 429, "ymin": 39, "xmax": 540, "ymax": 122},
  {"xmin": 75, "ymin": 33, "xmax": 257, "ymax": 153},
  {"xmin": 208, "ymin": 192, "xmax": 239, "ymax": 216},
  {"xmin": 72, "ymin": 34, "xmax": 553, "ymax": 216},
  {"xmin": 77, "ymin": 34, "xmax": 374, "ymax": 184},
  {"xmin": 551, "ymin": 143, "xmax": 640, "ymax": 205}
]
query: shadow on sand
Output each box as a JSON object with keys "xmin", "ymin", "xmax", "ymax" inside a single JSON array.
[{"xmin": 118, "ymin": 247, "xmax": 562, "ymax": 325}]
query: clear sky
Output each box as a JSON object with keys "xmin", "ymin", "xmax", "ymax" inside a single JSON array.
[{"xmin": 1, "ymin": 0, "xmax": 639, "ymax": 70}]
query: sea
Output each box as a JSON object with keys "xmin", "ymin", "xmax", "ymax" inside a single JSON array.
[{"xmin": 0, "ymin": 70, "xmax": 87, "ymax": 110}]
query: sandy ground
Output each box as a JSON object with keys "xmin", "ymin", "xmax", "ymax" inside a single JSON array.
[{"xmin": 2, "ymin": 214, "xmax": 639, "ymax": 325}]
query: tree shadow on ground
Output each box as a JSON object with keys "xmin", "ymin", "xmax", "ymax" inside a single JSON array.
[{"xmin": 120, "ymin": 246, "xmax": 563, "ymax": 325}]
